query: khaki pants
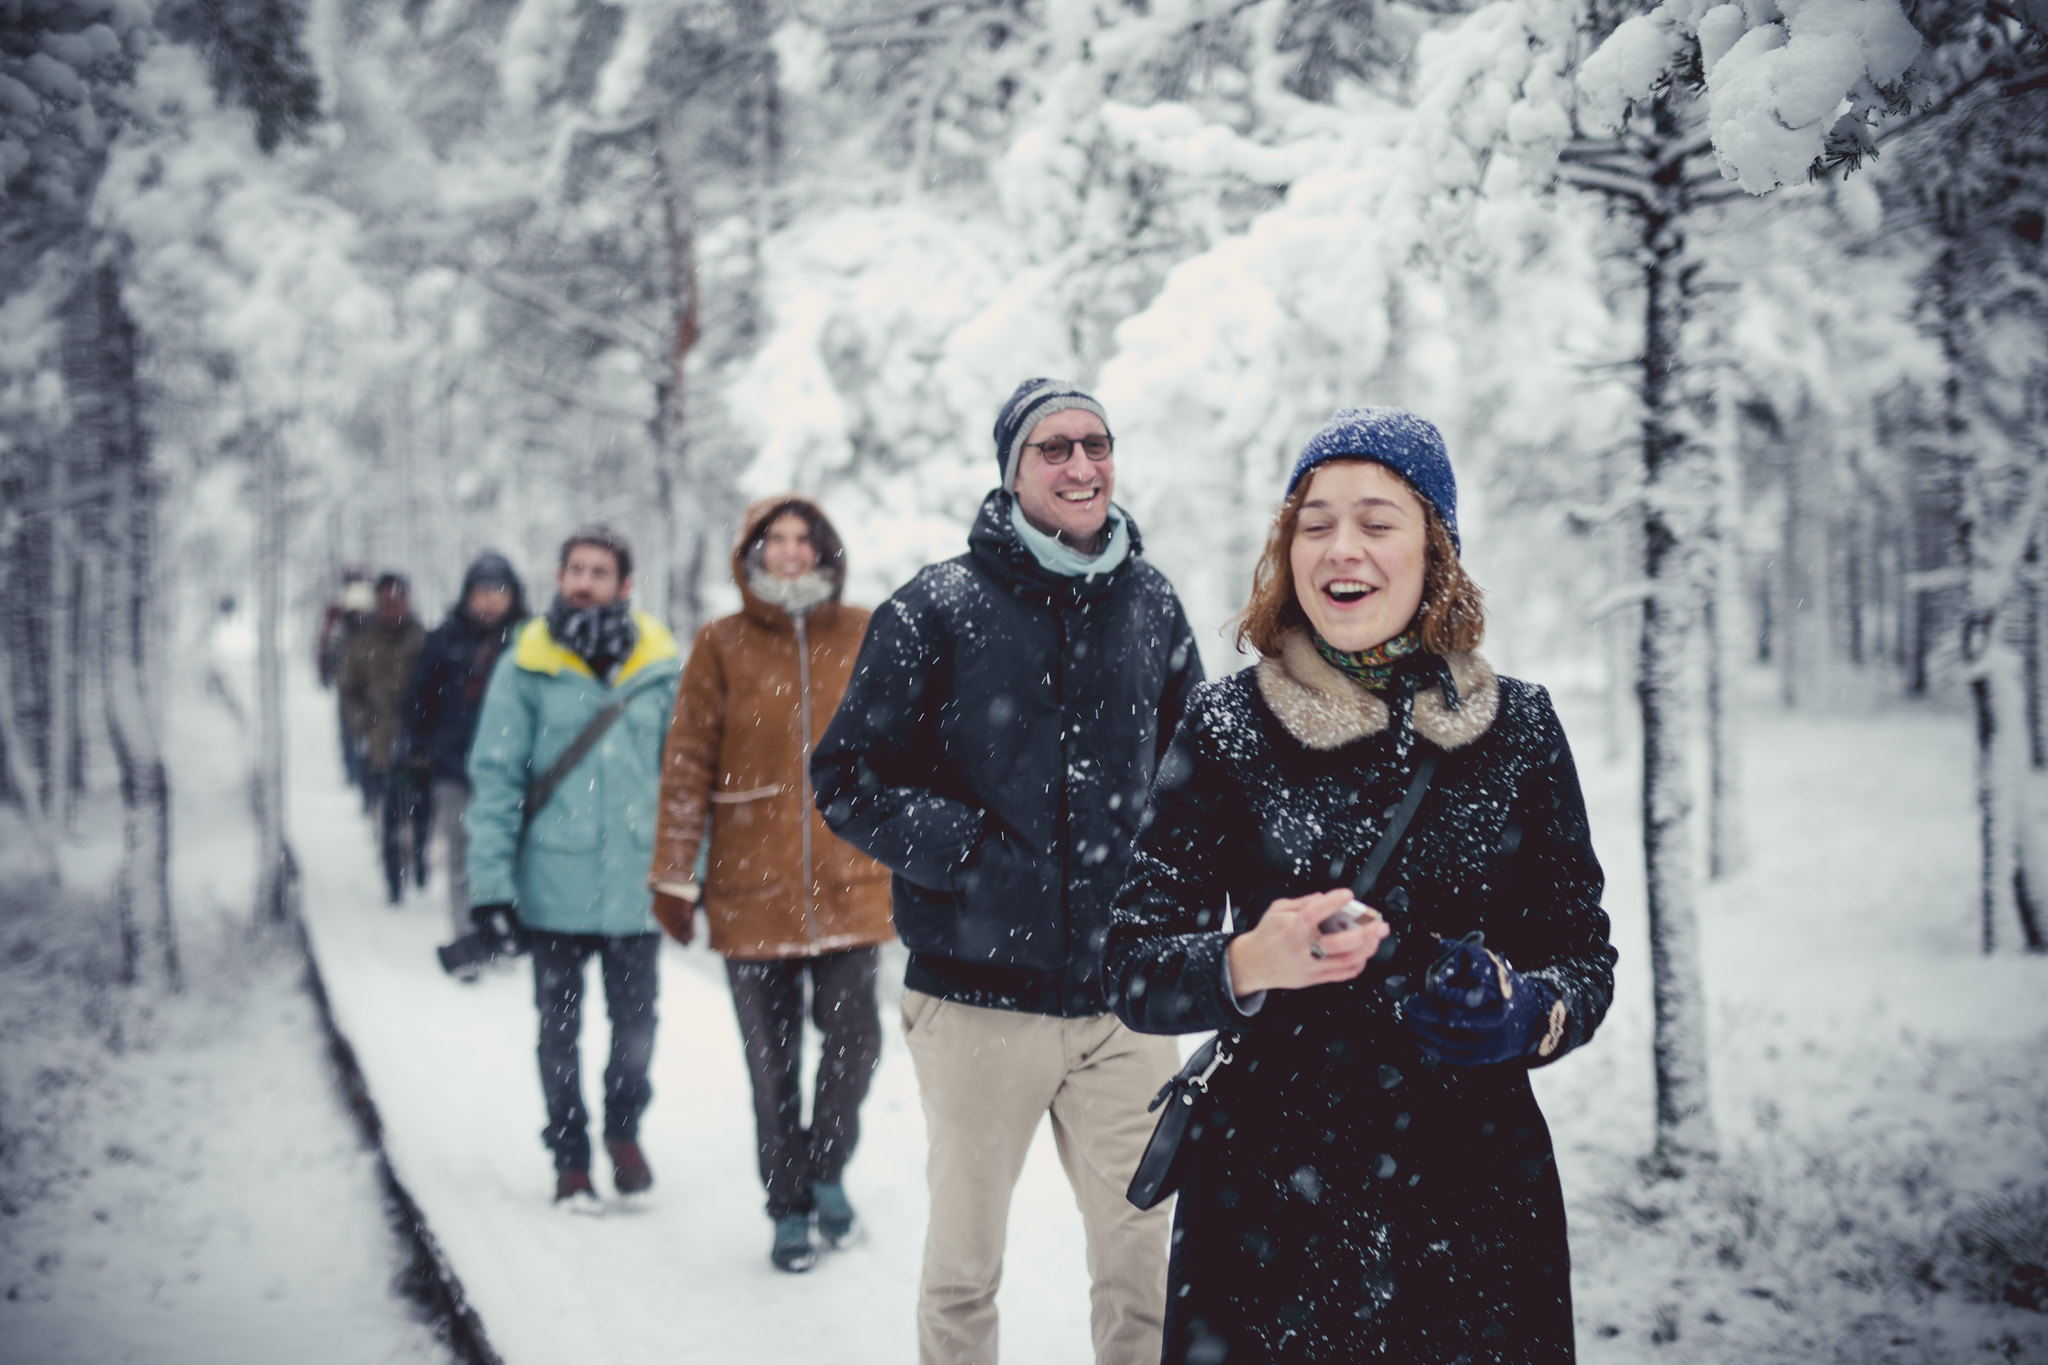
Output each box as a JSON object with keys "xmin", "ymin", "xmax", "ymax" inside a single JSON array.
[{"xmin": 901, "ymin": 988, "xmax": 1177, "ymax": 1365}]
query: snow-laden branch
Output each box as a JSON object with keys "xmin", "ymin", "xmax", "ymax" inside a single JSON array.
[
  {"xmin": 474, "ymin": 268, "xmax": 664, "ymax": 364},
  {"xmin": 1579, "ymin": 0, "xmax": 1924, "ymax": 195},
  {"xmin": 1560, "ymin": 161, "xmax": 1660, "ymax": 206}
]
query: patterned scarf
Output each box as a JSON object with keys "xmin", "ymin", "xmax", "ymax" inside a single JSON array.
[
  {"xmin": 546, "ymin": 597, "xmax": 638, "ymax": 679},
  {"xmin": 1313, "ymin": 629, "xmax": 1423, "ymax": 692}
]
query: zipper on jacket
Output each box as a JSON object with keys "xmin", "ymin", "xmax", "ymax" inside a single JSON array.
[{"xmin": 794, "ymin": 611, "xmax": 817, "ymax": 948}]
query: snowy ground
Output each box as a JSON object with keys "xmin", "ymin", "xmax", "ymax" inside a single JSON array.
[
  {"xmin": 5, "ymin": 661, "xmax": 2046, "ymax": 1365},
  {"xmin": 0, "ymin": 678, "xmax": 449, "ymax": 1364}
]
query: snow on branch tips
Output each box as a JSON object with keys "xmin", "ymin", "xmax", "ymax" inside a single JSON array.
[{"xmin": 1578, "ymin": 0, "xmax": 1924, "ymax": 195}]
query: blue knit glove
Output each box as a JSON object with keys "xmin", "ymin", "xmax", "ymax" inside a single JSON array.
[{"xmin": 1401, "ymin": 932, "xmax": 1564, "ymax": 1065}]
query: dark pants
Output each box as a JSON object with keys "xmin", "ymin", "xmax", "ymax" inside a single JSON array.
[
  {"xmin": 372, "ymin": 768, "xmax": 432, "ymax": 902},
  {"xmin": 726, "ymin": 946, "xmax": 882, "ymax": 1219},
  {"xmin": 530, "ymin": 931, "xmax": 661, "ymax": 1173}
]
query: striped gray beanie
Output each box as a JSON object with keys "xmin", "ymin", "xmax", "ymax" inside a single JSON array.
[{"xmin": 992, "ymin": 378, "xmax": 1110, "ymax": 489}]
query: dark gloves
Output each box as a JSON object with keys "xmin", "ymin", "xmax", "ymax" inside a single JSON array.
[
  {"xmin": 1401, "ymin": 932, "xmax": 1566, "ymax": 1065},
  {"xmin": 650, "ymin": 890, "xmax": 697, "ymax": 946},
  {"xmin": 470, "ymin": 903, "xmax": 524, "ymax": 955}
]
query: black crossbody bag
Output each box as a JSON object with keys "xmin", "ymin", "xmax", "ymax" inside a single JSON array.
[{"xmin": 1124, "ymin": 750, "xmax": 1439, "ymax": 1211}]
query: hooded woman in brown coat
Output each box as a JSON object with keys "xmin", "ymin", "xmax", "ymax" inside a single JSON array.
[{"xmin": 648, "ymin": 495, "xmax": 892, "ymax": 1273}]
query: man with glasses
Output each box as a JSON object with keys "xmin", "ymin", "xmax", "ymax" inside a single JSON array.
[{"xmin": 814, "ymin": 379, "xmax": 1205, "ymax": 1365}]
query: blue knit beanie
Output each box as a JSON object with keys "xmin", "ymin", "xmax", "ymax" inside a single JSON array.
[
  {"xmin": 1286, "ymin": 406, "xmax": 1459, "ymax": 552},
  {"xmin": 992, "ymin": 378, "xmax": 1111, "ymax": 490}
]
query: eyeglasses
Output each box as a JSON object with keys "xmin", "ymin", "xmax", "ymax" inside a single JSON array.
[{"xmin": 1023, "ymin": 434, "xmax": 1114, "ymax": 464}]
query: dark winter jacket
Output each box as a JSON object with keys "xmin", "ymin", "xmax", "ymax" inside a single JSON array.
[
  {"xmin": 403, "ymin": 563, "xmax": 529, "ymax": 785},
  {"xmin": 1104, "ymin": 630, "xmax": 1616, "ymax": 1364},
  {"xmin": 338, "ymin": 617, "xmax": 427, "ymax": 772},
  {"xmin": 811, "ymin": 489, "xmax": 1205, "ymax": 1017}
]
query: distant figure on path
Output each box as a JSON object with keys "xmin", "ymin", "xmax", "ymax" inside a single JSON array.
[
  {"xmin": 648, "ymin": 496, "xmax": 893, "ymax": 1273},
  {"xmin": 465, "ymin": 527, "xmax": 680, "ymax": 1211},
  {"xmin": 338, "ymin": 572, "xmax": 427, "ymax": 900},
  {"xmin": 404, "ymin": 552, "xmax": 527, "ymax": 967},
  {"xmin": 813, "ymin": 379, "xmax": 1205, "ymax": 1365},
  {"xmin": 319, "ymin": 570, "xmax": 374, "ymax": 790},
  {"xmin": 1103, "ymin": 407, "xmax": 1617, "ymax": 1364}
]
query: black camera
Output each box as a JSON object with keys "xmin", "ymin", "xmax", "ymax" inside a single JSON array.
[{"xmin": 436, "ymin": 905, "xmax": 527, "ymax": 978}]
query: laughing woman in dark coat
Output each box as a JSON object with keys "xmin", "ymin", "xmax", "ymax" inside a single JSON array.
[{"xmin": 1103, "ymin": 408, "xmax": 1616, "ymax": 1365}]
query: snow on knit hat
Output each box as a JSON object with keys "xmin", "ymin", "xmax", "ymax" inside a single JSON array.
[
  {"xmin": 1286, "ymin": 406, "xmax": 1460, "ymax": 552},
  {"xmin": 992, "ymin": 378, "xmax": 1111, "ymax": 490}
]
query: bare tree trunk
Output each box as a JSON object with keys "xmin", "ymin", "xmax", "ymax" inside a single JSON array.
[
  {"xmin": 654, "ymin": 118, "xmax": 705, "ymax": 637},
  {"xmin": 103, "ymin": 471, "xmax": 177, "ymax": 989},
  {"xmin": 0, "ymin": 626, "xmax": 63, "ymax": 884},
  {"xmin": 47, "ymin": 459, "xmax": 77, "ymax": 831},
  {"xmin": 1706, "ymin": 422, "xmax": 1746, "ymax": 880},
  {"xmin": 1634, "ymin": 115, "xmax": 1716, "ymax": 1170},
  {"xmin": 254, "ymin": 426, "xmax": 292, "ymax": 922}
]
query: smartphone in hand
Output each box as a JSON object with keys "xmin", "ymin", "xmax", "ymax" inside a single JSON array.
[{"xmin": 1316, "ymin": 899, "xmax": 1383, "ymax": 935}]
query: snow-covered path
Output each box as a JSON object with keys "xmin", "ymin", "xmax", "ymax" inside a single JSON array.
[
  {"xmin": 288, "ymin": 681, "xmax": 1101, "ymax": 1364},
  {"xmin": 291, "ymin": 668, "xmax": 2048, "ymax": 1364}
]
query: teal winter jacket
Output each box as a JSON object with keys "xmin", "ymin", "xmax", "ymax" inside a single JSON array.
[{"xmin": 465, "ymin": 610, "xmax": 682, "ymax": 936}]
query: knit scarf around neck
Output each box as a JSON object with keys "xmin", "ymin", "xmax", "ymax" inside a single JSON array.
[
  {"xmin": 546, "ymin": 597, "xmax": 638, "ymax": 678},
  {"xmin": 1313, "ymin": 629, "xmax": 1423, "ymax": 692}
]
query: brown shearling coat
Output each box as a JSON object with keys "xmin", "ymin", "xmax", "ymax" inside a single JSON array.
[{"xmin": 650, "ymin": 497, "xmax": 892, "ymax": 959}]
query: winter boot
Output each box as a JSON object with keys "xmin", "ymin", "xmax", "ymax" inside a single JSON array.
[
  {"xmin": 770, "ymin": 1214, "xmax": 816, "ymax": 1273},
  {"xmin": 554, "ymin": 1169, "xmax": 603, "ymax": 1216},
  {"xmin": 812, "ymin": 1181, "xmax": 858, "ymax": 1248},
  {"xmin": 606, "ymin": 1139, "xmax": 654, "ymax": 1197}
]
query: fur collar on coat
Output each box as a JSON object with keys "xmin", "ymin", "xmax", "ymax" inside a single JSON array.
[{"xmin": 1255, "ymin": 628, "xmax": 1499, "ymax": 752}]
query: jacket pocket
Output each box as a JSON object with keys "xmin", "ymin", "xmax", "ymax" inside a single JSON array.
[
  {"xmin": 952, "ymin": 829, "xmax": 1065, "ymax": 970},
  {"xmin": 900, "ymin": 988, "xmax": 941, "ymax": 1038}
]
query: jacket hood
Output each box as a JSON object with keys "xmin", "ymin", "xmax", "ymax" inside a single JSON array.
[
  {"xmin": 455, "ymin": 552, "xmax": 528, "ymax": 625},
  {"xmin": 732, "ymin": 495, "xmax": 847, "ymax": 629},
  {"xmin": 967, "ymin": 489, "xmax": 1146, "ymax": 606}
]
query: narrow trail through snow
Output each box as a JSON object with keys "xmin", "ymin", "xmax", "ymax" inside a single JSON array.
[{"xmin": 288, "ymin": 680, "xmax": 1097, "ymax": 1365}]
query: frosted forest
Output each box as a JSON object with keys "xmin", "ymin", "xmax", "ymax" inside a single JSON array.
[{"xmin": 2, "ymin": 0, "xmax": 2047, "ymax": 1361}]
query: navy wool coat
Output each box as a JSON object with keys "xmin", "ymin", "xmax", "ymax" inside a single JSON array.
[{"xmin": 1103, "ymin": 630, "xmax": 1616, "ymax": 1364}]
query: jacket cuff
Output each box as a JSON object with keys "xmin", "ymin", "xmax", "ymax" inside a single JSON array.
[
  {"xmin": 1217, "ymin": 948, "xmax": 1267, "ymax": 1017},
  {"xmin": 650, "ymin": 880, "xmax": 700, "ymax": 901}
]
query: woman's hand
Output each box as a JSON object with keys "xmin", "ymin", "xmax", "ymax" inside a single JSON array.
[{"xmin": 1226, "ymin": 888, "xmax": 1390, "ymax": 995}]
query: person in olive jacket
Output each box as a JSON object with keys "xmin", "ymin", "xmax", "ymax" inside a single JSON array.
[
  {"xmin": 338, "ymin": 572, "xmax": 428, "ymax": 902},
  {"xmin": 466, "ymin": 527, "xmax": 680, "ymax": 1211},
  {"xmin": 647, "ymin": 495, "xmax": 893, "ymax": 1274},
  {"xmin": 1103, "ymin": 408, "xmax": 1616, "ymax": 1364},
  {"xmin": 812, "ymin": 380, "xmax": 1205, "ymax": 1365}
]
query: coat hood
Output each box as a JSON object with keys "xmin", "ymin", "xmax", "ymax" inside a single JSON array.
[
  {"xmin": 732, "ymin": 495, "xmax": 847, "ymax": 630},
  {"xmin": 454, "ymin": 552, "xmax": 528, "ymax": 626}
]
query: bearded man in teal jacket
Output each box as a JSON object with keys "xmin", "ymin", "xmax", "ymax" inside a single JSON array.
[{"xmin": 466, "ymin": 526, "xmax": 682, "ymax": 1211}]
